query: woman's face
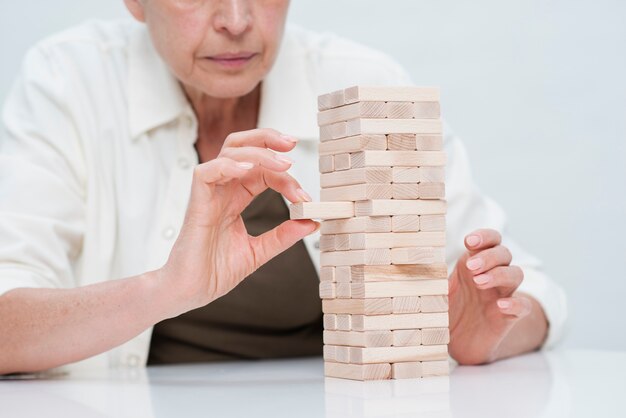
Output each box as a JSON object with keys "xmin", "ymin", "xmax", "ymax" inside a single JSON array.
[{"xmin": 125, "ymin": 0, "xmax": 290, "ymax": 98}]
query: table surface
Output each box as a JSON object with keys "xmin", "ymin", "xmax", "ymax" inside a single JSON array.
[{"xmin": 1, "ymin": 349, "xmax": 624, "ymax": 418}]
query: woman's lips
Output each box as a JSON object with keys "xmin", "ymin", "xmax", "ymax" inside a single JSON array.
[{"xmin": 204, "ymin": 52, "xmax": 258, "ymax": 70}]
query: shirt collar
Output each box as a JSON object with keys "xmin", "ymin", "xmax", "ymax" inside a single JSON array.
[
  {"xmin": 127, "ymin": 24, "xmax": 319, "ymax": 142},
  {"xmin": 127, "ymin": 24, "xmax": 190, "ymax": 140}
]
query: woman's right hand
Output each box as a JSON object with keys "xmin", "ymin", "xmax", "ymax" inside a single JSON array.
[{"xmin": 157, "ymin": 129, "xmax": 318, "ymax": 316}]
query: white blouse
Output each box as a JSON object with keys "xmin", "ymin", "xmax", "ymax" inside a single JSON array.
[{"xmin": 0, "ymin": 19, "xmax": 567, "ymax": 372}]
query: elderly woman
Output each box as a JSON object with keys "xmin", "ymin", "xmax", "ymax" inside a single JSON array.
[{"xmin": 0, "ymin": 0, "xmax": 566, "ymax": 374}]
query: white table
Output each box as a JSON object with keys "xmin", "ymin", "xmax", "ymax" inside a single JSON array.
[{"xmin": 1, "ymin": 349, "xmax": 624, "ymax": 417}]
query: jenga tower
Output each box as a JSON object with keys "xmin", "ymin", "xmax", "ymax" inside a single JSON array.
[{"xmin": 290, "ymin": 86, "xmax": 448, "ymax": 380}]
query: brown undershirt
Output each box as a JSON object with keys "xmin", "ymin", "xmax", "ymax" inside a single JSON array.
[{"xmin": 147, "ymin": 189, "xmax": 323, "ymax": 364}]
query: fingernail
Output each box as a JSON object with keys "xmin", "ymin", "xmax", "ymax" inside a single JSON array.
[
  {"xmin": 466, "ymin": 257, "xmax": 483, "ymax": 271},
  {"xmin": 236, "ymin": 162, "xmax": 254, "ymax": 170},
  {"xmin": 497, "ymin": 300, "xmax": 512, "ymax": 309},
  {"xmin": 280, "ymin": 134, "xmax": 298, "ymax": 143},
  {"xmin": 473, "ymin": 274, "xmax": 490, "ymax": 285},
  {"xmin": 466, "ymin": 234, "xmax": 481, "ymax": 247},
  {"xmin": 297, "ymin": 188, "xmax": 312, "ymax": 202},
  {"xmin": 275, "ymin": 154, "xmax": 294, "ymax": 165}
]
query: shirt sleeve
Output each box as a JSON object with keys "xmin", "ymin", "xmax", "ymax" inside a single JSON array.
[
  {"xmin": 0, "ymin": 45, "xmax": 85, "ymax": 296},
  {"xmin": 443, "ymin": 123, "xmax": 568, "ymax": 348}
]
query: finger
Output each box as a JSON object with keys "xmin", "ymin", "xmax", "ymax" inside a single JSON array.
[
  {"xmin": 249, "ymin": 219, "xmax": 320, "ymax": 269},
  {"xmin": 465, "ymin": 245, "xmax": 512, "ymax": 275},
  {"xmin": 464, "ymin": 229, "xmax": 502, "ymax": 252},
  {"xmin": 472, "ymin": 265, "xmax": 523, "ymax": 294},
  {"xmin": 241, "ymin": 168, "xmax": 312, "ymax": 203},
  {"xmin": 496, "ymin": 296, "xmax": 532, "ymax": 319},
  {"xmin": 193, "ymin": 157, "xmax": 254, "ymax": 185},
  {"xmin": 223, "ymin": 128, "xmax": 298, "ymax": 152},
  {"xmin": 221, "ymin": 146, "xmax": 294, "ymax": 171}
]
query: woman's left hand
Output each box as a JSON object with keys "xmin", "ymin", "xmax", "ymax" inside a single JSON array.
[{"xmin": 448, "ymin": 229, "xmax": 544, "ymax": 364}]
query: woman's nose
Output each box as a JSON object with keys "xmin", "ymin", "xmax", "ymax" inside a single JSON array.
[{"xmin": 213, "ymin": 0, "xmax": 252, "ymax": 37}]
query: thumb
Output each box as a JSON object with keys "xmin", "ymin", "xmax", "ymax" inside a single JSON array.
[{"xmin": 249, "ymin": 219, "xmax": 319, "ymax": 269}]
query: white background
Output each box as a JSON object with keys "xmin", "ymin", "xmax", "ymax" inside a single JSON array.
[{"xmin": 0, "ymin": 0, "xmax": 624, "ymax": 350}]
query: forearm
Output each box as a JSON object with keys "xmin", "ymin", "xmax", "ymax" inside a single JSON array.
[
  {"xmin": 494, "ymin": 292, "xmax": 549, "ymax": 361},
  {"xmin": 0, "ymin": 271, "xmax": 174, "ymax": 374}
]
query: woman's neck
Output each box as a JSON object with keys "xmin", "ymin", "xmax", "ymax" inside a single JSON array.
[{"xmin": 183, "ymin": 84, "xmax": 261, "ymax": 162}]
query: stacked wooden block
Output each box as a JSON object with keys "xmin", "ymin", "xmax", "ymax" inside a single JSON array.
[{"xmin": 290, "ymin": 86, "xmax": 449, "ymax": 380}]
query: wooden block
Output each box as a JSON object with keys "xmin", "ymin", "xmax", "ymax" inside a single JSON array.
[
  {"xmin": 391, "ymin": 362, "xmax": 422, "ymax": 379},
  {"xmin": 416, "ymin": 135, "xmax": 444, "ymax": 151},
  {"xmin": 348, "ymin": 232, "xmax": 446, "ymax": 250},
  {"xmin": 419, "ymin": 215, "xmax": 446, "ymax": 232},
  {"xmin": 319, "ymin": 282, "xmax": 336, "ymax": 299},
  {"xmin": 325, "ymin": 345, "xmax": 351, "ymax": 363},
  {"xmin": 319, "ymin": 266, "xmax": 335, "ymax": 282},
  {"xmin": 351, "ymin": 312, "xmax": 449, "ymax": 331},
  {"xmin": 392, "ymin": 329, "xmax": 422, "ymax": 346},
  {"xmin": 324, "ymin": 362, "xmax": 391, "ymax": 381},
  {"xmin": 355, "ymin": 200, "xmax": 447, "ymax": 217},
  {"xmin": 412, "ymin": 102, "xmax": 441, "ymax": 119},
  {"xmin": 318, "ymin": 89, "xmax": 344, "ymax": 111},
  {"xmin": 335, "ymin": 266, "xmax": 352, "ymax": 282},
  {"xmin": 320, "ymin": 249, "xmax": 391, "ymax": 266},
  {"xmin": 334, "ymin": 234, "xmax": 350, "ymax": 251},
  {"xmin": 392, "ymin": 183, "xmax": 420, "ymax": 199},
  {"xmin": 391, "ymin": 215, "xmax": 420, "ymax": 232},
  {"xmin": 350, "ymin": 151, "xmax": 446, "ymax": 168},
  {"xmin": 391, "ymin": 247, "xmax": 446, "ymax": 265},
  {"xmin": 320, "ymin": 121, "xmax": 348, "ymax": 142},
  {"xmin": 319, "ymin": 134, "xmax": 387, "ymax": 156},
  {"xmin": 420, "ymin": 167, "xmax": 445, "ymax": 183},
  {"xmin": 318, "ymin": 89, "xmax": 346, "ymax": 111},
  {"xmin": 336, "ymin": 314, "xmax": 352, "ymax": 331},
  {"xmin": 419, "ymin": 295, "xmax": 449, "ymax": 313},
  {"xmin": 387, "ymin": 134, "xmax": 443, "ymax": 151},
  {"xmin": 319, "ymin": 155, "xmax": 334, "ymax": 173},
  {"xmin": 349, "ymin": 344, "xmax": 448, "ymax": 364},
  {"xmin": 324, "ymin": 330, "xmax": 393, "ymax": 347},
  {"xmin": 392, "ymin": 167, "xmax": 420, "ymax": 183},
  {"xmin": 321, "ymin": 183, "xmax": 392, "ymax": 202},
  {"xmin": 321, "ymin": 216, "xmax": 391, "ymax": 235},
  {"xmin": 333, "ymin": 153, "xmax": 351, "ymax": 171},
  {"xmin": 421, "ymin": 360, "xmax": 450, "ymax": 376},
  {"xmin": 323, "ymin": 298, "xmax": 393, "ymax": 315},
  {"xmin": 418, "ymin": 183, "xmax": 445, "ymax": 200},
  {"xmin": 387, "ymin": 133, "xmax": 418, "ymax": 151},
  {"xmin": 350, "ymin": 280, "xmax": 448, "ymax": 298},
  {"xmin": 319, "ymin": 234, "xmax": 336, "ymax": 252},
  {"xmin": 317, "ymin": 92, "xmax": 334, "ymax": 111},
  {"xmin": 393, "ymin": 296, "xmax": 421, "ymax": 313},
  {"xmin": 336, "ymin": 282, "xmax": 352, "ymax": 299},
  {"xmin": 323, "ymin": 314, "xmax": 337, "ymax": 330},
  {"xmin": 384, "ymin": 102, "xmax": 415, "ymax": 119},
  {"xmin": 321, "ymin": 167, "xmax": 392, "ymax": 188},
  {"xmin": 420, "ymin": 328, "xmax": 450, "ymax": 345},
  {"xmin": 335, "ymin": 345, "xmax": 351, "ymax": 363},
  {"xmin": 343, "ymin": 86, "xmax": 440, "ymax": 104},
  {"xmin": 323, "ymin": 345, "xmax": 337, "ymax": 361},
  {"xmin": 351, "ymin": 264, "xmax": 448, "ymax": 281},
  {"xmin": 318, "ymin": 102, "xmax": 387, "ymax": 126},
  {"xmin": 345, "ymin": 118, "xmax": 443, "ymax": 138},
  {"xmin": 289, "ymin": 202, "xmax": 354, "ymax": 220}
]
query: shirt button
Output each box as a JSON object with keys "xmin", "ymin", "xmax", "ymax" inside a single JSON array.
[
  {"xmin": 314, "ymin": 240, "xmax": 320, "ymax": 249},
  {"xmin": 178, "ymin": 157, "xmax": 191, "ymax": 169},
  {"xmin": 127, "ymin": 354, "xmax": 140, "ymax": 367},
  {"xmin": 162, "ymin": 226, "xmax": 176, "ymax": 240}
]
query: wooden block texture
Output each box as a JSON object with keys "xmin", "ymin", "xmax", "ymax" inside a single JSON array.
[{"xmin": 324, "ymin": 362, "xmax": 391, "ymax": 381}]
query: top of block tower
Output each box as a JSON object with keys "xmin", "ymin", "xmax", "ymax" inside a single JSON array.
[{"xmin": 318, "ymin": 86, "xmax": 440, "ymax": 111}]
